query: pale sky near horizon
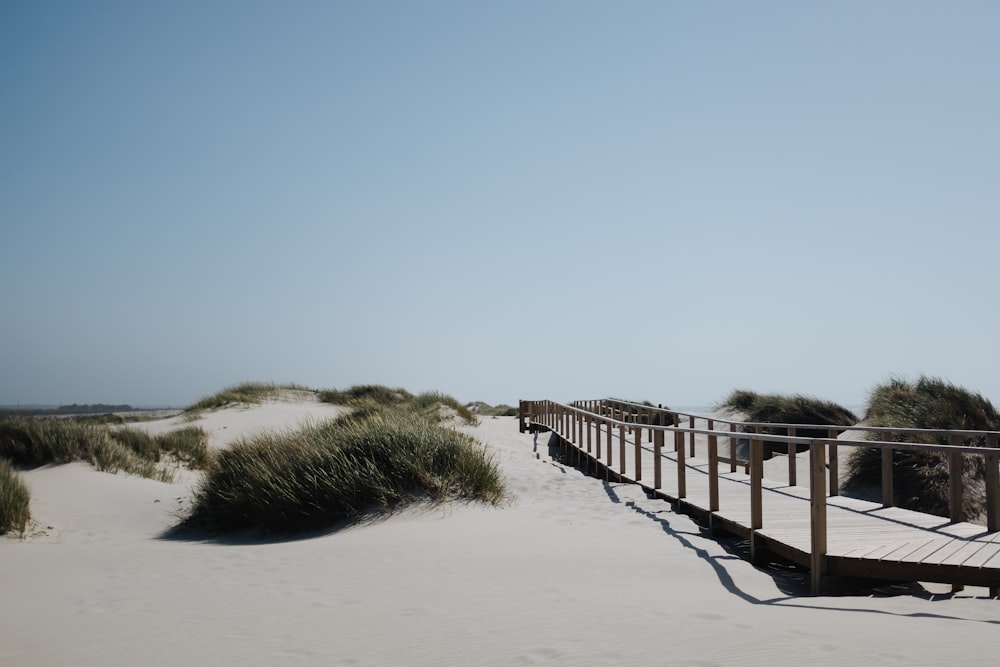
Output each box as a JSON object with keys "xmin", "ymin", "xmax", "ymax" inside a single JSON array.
[{"xmin": 2, "ymin": 1, "xmax": 998, "ymax": 409}]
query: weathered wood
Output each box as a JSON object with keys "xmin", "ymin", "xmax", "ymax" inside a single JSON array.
[
  {"xmin": 828, "ymin": 428, "xmax": 839, "ymax": 496},
  {"xmin": 634, "ymin": 426, "xmax": 642, "ymax": 481},
  {"xmin": 688, "ymin": 415, "xmax": 696, "ymax": 457},
  {"xmin": 619, "ymin": 423, "xmax": 626, "ymax": 475},
  {"xmin": 751, "ymin": 426, "xmax": 763, "ymax": 530},
  {"xmin": 586, "ymin": 414, "xmax": 592, "ymax": 453},
  {"xmin": 708, "ymin": 419, "xmax": 719, "ymax": 512},
  {"xmin": 729, "ymin": 423, "xmax": 737, "ymax": 473},
  {"xmin": 606, "ymin": 421, "xmax": 612, "ymax": 469},
  {"xmin": 654, "ymin": 428, "xmax": 663, "ymax": 490},
  {"xmin": 521, "ymin": 400, "xmax": 1000, "ymax": 594},
  {"xmin": 950, "ymin": 435, "xmax": 965, "ymax": 524},
  {"xmin": 986, "ymin": 437, "xmax": 999, "ymax": 534},
  {"xmin": 788, "ymin": 426, "xmax": 797, "ymax": 486},
  {"xmin": 676, "ymin": 429, "xmax": 686, "ymax": 499},
  {"xmin": 810, "ymin": 441, "xmax": 828, "ymax": 595},
  {"xmin": 882, "ymin": 443, "xmax": 894, "ymax": 507}
]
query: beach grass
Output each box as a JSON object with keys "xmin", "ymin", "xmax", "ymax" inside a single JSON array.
[
  {"xmin": 844, "ymin": 376, "xmax": 1000, "ymax": 518},
  {"xmin": 718, "ymin": 389, "xmax": 857, "ymax": 453},
  {"xmin": 186, "ymin": 381, "xmax": 312, "ymax": 412},
  {"xmin": 465, "ymin": 401, "xmax": 518, "ymax": 417},
  {"xmin": 0, "ymin": 418, "xmax": 210, "ymax": 482},
  {"xmin": 180, "ymin": 402, "xmax": 505, "ymax": 535},
  {"xmin": 319, "ymin": 385, "xmax": 478, "ymax": 424},
  {"xmin": 0, "ymin": 459, "xmax": 30, "ymax": 536},
  {"xmin": 317, "ymin": 384, "xmax": 415, "ymax": 408}
]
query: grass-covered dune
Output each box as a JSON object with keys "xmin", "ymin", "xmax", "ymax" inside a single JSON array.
[
  {"xmin": 178, "ymin": 395, "xmax": 505, "ymax": 535},
  {"xmin": 844, "ymin": 376, "xmax": 1000, "ymax": 519},
  {"xmin": 186, "ymin": 381, "xmax": 313, "ymax": 412},
  {"xmin": 0, "ymin": 418, "xmax": 209, "ymax": 481},
  {"xmin": 718, "ymin": 389, "xmax": 858, "ymax": 455},
  {"xmin": 0, "ymin": 417, "xmax": 210, "ymax": 535}
]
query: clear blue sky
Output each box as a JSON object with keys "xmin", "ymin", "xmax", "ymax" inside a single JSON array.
[{"xmin": 2, "ymin": 1, "xmax": 998, "ymax": 409}]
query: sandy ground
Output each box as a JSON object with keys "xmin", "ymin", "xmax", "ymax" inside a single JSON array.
[{"xmin": 3, "ymin": 402, "xmax": 999, "ymax": 666}]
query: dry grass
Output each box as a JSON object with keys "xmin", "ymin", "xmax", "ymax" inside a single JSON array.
[
  {"xmin": 178, "ymin": 401, "xmax": 504, "ymax": 536},
  {"xmin": 844, "ymin": 376, "xmax": 1000, "ymax": 518}
]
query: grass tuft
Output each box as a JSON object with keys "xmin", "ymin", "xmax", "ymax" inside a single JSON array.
[
  {"xmin": 466, "ymin": 402, "xmax": 519, "ymax": 417},
  {"xmin": 718, "ymin": 390, "xmax": 858, "ymax": 455},
  {"xmin": 0, "ymin": 459, "xmax": 30, "ymax": 536},
  {"xmin": 180, "ymin": 405, "xmax": 504, "ymax": 535},
  {"xmin": 0, "ymin": 417, "xmax": 210, "ymax": 483},
  {"xmin": 844, "ymin": 376, "xmax": 1000, "ymax": 518},
  {"xmin": 186, "ymin": 382, "xmax": 311, "ymax": 413},
  {"xmin": 317, "ymin": 384, "xmax": 414, "ymax": 408}
]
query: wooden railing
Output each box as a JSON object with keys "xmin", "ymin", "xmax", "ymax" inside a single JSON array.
[{"xmin": 519, "ymin": 398, "xmax": 1000, "ymax": 594}]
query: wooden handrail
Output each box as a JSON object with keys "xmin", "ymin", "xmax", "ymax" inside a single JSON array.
[{"xmin": 521, "ymin": 398, "xmax": 1000, "ymax": 595}]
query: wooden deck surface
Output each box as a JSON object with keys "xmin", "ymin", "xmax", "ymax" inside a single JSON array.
[{"xmin": 545, "ymin": 413, "xmax": 1000, "ymax": 592}]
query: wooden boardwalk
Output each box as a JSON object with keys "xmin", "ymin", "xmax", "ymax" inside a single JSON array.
[{"xmin": 519, "ymin": 399, "xmax": 1000, "ymax": 596}]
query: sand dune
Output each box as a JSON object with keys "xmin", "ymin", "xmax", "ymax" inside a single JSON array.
[{"xmin": 2, "ymin": 402, "xmax": 998, "ymax": 666}]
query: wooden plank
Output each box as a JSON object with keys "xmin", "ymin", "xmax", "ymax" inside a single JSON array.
[
  {"xmin": 918, "ymin": 538, "xmax": 971, "ymax": 566},
  {"xmin": 542, "ymin": 400, "xmax": 1000, "ymax": 592},
  {"xmin": 939, "ymin": 539, "xmax": 997, "ymax": 567}
]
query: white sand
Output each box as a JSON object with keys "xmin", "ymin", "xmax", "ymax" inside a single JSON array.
[{"xmin": 3, "ymin": 402, "xmax": 999, "ymax": 666}]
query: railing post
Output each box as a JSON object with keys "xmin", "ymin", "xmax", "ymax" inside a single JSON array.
[
  {"xmin": 708, "ymin": 419, "xmax": 719, "ymax": 513},
  {"xmin": 654, "ymin": 428, "xmax": 663, "ymax": 490},
  {"xmin": 788, "ymin": 426, "xmax": 797, "ymax": 486},
  {"xmin": 672, "ymin": 413, "xmax": 680, "ymax": 451},
  {"xmin": 619, "ymin": 422, "xmax": 626, "ymax": 476},
  {"xmin": 688, "ymin": 415, "xmax": 696, "ymax": 457},
  {"xmin": 882, "ymin": 432, "xmax": 894, "ymax": 507},
  {"xmin": 949, "ymin": 434, "xmax": 965, "ymax": 524},
  {"xmin": 634, "ymin": 425, "xmax": 642, "ymax": 481},
  {"xmin": 606, "ymin": 421, "xmax": 612, "ymax": 471},
  {"xmin": 828, "ymin": 428, "xmax": 839, "ymax": 496},
  {"xmin": 986, "ymin": 435, "xmax": 999, "ymax": 598},
  {"xmin": 676, "ymin": 429, "xmax": 686, "ymax": 499},
  {"xmin": 518, "ymin": 400, "xmax": 526, "ymax": 433},
  {"xmin": 810, "ymin": 440, "xmax": 828, "ymax": 595},
  {"xmin": 987, "ymin": 435, "xmax": 999, "ymax": 534},
  {"xmin": 729, "ymin": 423, "xmax": 737, "ymax": 473},
  {"xmin": 595, "ymin": 416, "xmax": 602, "ymax": 461},
  {"xmin": 750, "ymin": 426, "xmax": 764, "ymax": 563},
  {"xmin": 586, "ymin": 414, "xmax": 592, "ymax": 454}
]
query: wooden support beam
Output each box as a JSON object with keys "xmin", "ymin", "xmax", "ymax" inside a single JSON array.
[
  {"xmin": 828, "ymin": 428, "xmax": 840, "ymax": 496},
  {"xmin": 676, "ymin": 429, "xmax": 686, "ymax": 499},
  {"xmin": 708, "ymin": 419, "xmax": 719, "ymax": 513},
  {"xmin": 788, "ymin": 426, "xmax": 797, "ymax": 487},
  {"xmin": 688, "ymin": 415, "xmax": 696, "ymax": 457},
  {"xmin": 619, "ymin": 423, "xmax": 626, "ymax": 475},
  {"xmin": 729, "ymin": 423, "xmax": 737, "ymax": 473},
  {"xmin": 750, "ymin": 427, "xmax": 764, "ymax": 564},
  {"xmin": 949, "ymin": 434, "xmax": 965, "ymax": 525},
  {"xmin": 987, "ymin": 435, "xmax": 999, "ymax": 534},
  {"xmin": 634, "ymin": 426, "xmax": 642, "ymax": 481},
  {"xmin": 654, "ymin": 429, "xmax": 663, "ymax": 490},
  {"xmin": 987, "ymin": 435, "xmax": 999, "ymax": 598},
  {"xmin": 882, "ymin": 437, "xmax": 894, "ymax": 507},
  {"xmin": 751, "ymin": 426, "xmax": 763, "ymax": 531},
  {"xmin": 606, "ymin": 421, "xmax": 612, "ymax": 470},
  {"xmin": 810, "ymin": 440, "xmax": 828, "ymax": 595},
  {"xmin": 595, "ymin": 416, "xmax": 602, "ymax": 460}
]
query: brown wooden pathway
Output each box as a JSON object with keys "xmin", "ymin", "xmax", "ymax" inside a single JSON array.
[{"xmin": 519, "ymin": 399, "xmax": 1000, "ymax": 596}]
